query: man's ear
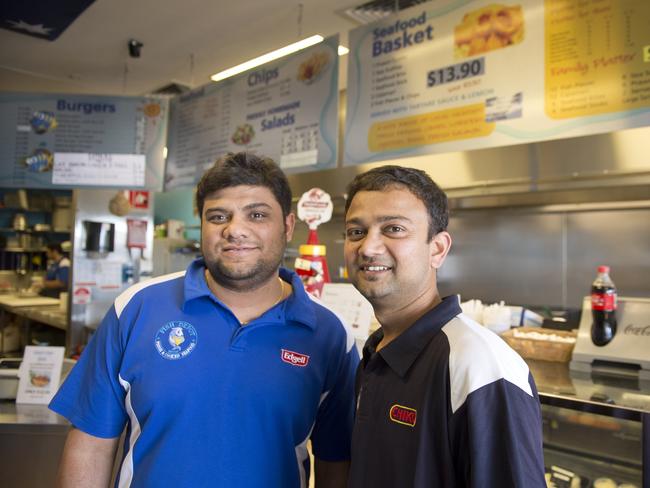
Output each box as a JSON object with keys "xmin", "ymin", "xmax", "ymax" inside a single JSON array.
[
  {"xmin": 284, "ymin": 213, "xmax": 296, "ymax": 242},
  {"xmin": 430, "ymin": 231, "xmax": 452, "ymax": 269}
]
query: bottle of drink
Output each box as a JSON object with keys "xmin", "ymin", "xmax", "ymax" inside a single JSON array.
[{"xmin": 591, "ymin": 265, "xmax": 617, "ymax": 347}]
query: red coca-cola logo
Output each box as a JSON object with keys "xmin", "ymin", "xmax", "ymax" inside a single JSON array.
[
  {"xmin": 389, "ymin": 404, "xmax": 417, "ymax": 427},
  {"xmin": 591, "ymin": 292, "xmax": 617, "ymax": 311},
  {"xmin": 281, "ymin": 349, "xmax": 310, "ymax": 367}
]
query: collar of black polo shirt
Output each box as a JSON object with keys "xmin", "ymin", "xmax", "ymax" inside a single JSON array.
[{"xmin": 362, "ymin": 295, "xmax": 462, "ymax": 378}]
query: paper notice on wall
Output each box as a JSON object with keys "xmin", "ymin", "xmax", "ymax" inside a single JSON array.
[
  {"xmin": 16, "ymin": 346, "xmax": 65, "ymax": 405},
  {"xmin": 72, "ymin": 285, "xmax": 92, "ymax": 305},
  {"xmin": 96, "ymin": 261, "xmax": 123, "ymax": 290},
  {"xmin": 320, "ymin": 283, "xmax": 374, "ymax": 340},
  {"xmin": 53, "ymin": 152, "xmax": 145, "ymax": 186}
]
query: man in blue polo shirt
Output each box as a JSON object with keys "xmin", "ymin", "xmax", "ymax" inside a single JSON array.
[
  {"xmin": 50, "ymin": 152, "xmax": 359, "ymax": 487},
  {"xmin": 344, "ymin": 166, "xmax": 546, "ymax": 487}
]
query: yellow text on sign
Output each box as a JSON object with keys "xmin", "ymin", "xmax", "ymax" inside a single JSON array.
[
  {"xmin": 367, "ymin": 104, "xmax": 494, "ymax": 152},
  {"xmin": 544, "ymin": 0, "xmax": 650, "ymax": 119}
]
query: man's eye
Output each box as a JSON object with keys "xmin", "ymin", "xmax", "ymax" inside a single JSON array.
[
  {"xmin": 385, "ymin": 225, "xmax": 405, "ymax": 233},
  {"xmin": 346, "ymin": 229, "xmax": 365, "ymax": 240},
  {"xmin": 208, "ymin": 214, "xmax": 227, "ymax": 222},
  {"xmin": 251, "ymin": 212, "xmax": 266, "ymax": 220}
]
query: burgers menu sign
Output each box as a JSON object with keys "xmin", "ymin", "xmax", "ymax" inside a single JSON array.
[{"xmin": 344, "ymin": 0, "xmax": 650, "ymax": 165}]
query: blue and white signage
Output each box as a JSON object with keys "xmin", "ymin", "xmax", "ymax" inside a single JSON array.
[{"xmin": 164, "ymin": 35, "xmax": 340, "ymax": 189}]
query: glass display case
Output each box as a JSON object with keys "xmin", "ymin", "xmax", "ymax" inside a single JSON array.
[{"xmin": 527, "ymin": 360, "xmax": 649, "ymax": 488}]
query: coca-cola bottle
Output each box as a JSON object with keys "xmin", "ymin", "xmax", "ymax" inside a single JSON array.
[{"xmin": 591, "ymin": 265, "xmax": 617, "ymax": 347}]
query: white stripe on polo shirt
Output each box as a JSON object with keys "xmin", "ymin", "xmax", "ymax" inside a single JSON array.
[
  {"xmin": 114, "ymin": 271, "xmax": 185, "ymax": 318},
  {"xmin": 443, "ymin": 313, "xmax": 533, "ymax": 413}
]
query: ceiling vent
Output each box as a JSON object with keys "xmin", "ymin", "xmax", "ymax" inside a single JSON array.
[
  {"xmin": 147, "ymin": 81, "xmax": 191, "ymax": 97},
  {"xmin": 337, "ymin": 0, "xmax": 431, "ymax": 25}
]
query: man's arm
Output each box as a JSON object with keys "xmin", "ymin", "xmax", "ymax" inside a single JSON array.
[
  {"xmin": 56, "ymin": 427, "xmax": 119, "ymax": 488},
  {"xmin": 314, "ymin": 458, "xmax": 350, "ymax": 488}
]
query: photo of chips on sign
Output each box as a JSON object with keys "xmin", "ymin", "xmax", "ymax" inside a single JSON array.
[{"xmin": 454, "ymin": 4, "xmax": 524, "ymax": 58}]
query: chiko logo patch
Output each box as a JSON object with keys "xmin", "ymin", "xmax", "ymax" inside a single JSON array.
[
  {"xmin": 389, "ymin": 404, "xmax": 417, "ymax": 427},
  {"xmin": 281, "ymin": 349, "xmax": 310, "ymax": 367},
  {"xmin": 155, "ymin": 321, "xmax": 198, "ymax": 360}
]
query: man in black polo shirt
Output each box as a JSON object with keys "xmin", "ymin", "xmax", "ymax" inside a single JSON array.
[{"xmin": 344, "ymin": 166, "xmax": 546, "ymax": 487}]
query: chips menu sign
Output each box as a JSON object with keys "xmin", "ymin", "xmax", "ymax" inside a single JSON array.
[
  {"xmin": 0, "ymin": 93, "xmax": 167, "ymax": 190},
  {"xmin": 164, "ymin": 36, "xmax": 340, "ymax": 190},
  {"xmin": 344, "ymin": 0, "xmax": 650, "ymax": 165}
]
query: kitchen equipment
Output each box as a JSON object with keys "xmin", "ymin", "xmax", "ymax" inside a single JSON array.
[
  {"xmin": 571, "ymin": 296, "xmax": 650, "ymax": 380},
  {"xmin": 82, "ymin": 220, "xmax": 115, "ymax": 253},
  {"xmin": 52, "ymin": 206, "xmax": 72, "ymax": 232},
  {"xmin": 0, "ymin": 324, "xmax": 20, "ymax": 353},
  {"xmin": 12, "ymin": 213, "xmax": 27, "ymax": 231}
]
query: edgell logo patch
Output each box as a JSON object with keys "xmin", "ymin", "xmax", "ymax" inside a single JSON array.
[
  {"xmin": 281, "ymin": 349, "xmax": 310, "ymax": 367},
  {"xmin": 155, "ymin": 321, "xmax": 198, "ymax": 360},
  {"xmin": 389, "ymin": 404, "xmax": 417, "ymax": 427}
]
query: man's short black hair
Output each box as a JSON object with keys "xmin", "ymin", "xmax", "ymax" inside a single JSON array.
[
  {"xmin": 195, "ymin": 152, "xmax": 292, "ymax": 217},
  {"xmin": 345, "ymin": 165, "xmax": 448, "ymax": 240},
  {"xmin": 46, "ymin": 242, "xmax": 63, "ymax": 254}
]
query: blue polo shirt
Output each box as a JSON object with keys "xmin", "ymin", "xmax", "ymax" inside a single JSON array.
[
  {"xmin": 46, "ymin": 257, "xmax": 70, "ymax": 285},
  {"xmin": 50, "ymin": 259, "xmax": 359, "ymax": 488}
]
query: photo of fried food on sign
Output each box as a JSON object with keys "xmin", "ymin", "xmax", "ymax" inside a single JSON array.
[
  {"xmin": 297, "ymin": 52, "xmax": 330, "ymax": 85},
  {"xmin": 454, "ymin": 4, "xmax": 524, "ymax": 58}
]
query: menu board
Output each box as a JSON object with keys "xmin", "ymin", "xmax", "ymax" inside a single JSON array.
[
  {"xmin": 0, "ymin": 93, "xmax": 167, "ymax": 190},
  {"xmin": 344, "ymin": 0, "xmax": 650, "ymax": 165},
  {"xmin": 164, "ymin": 36, "xmax": 339, "ymax": 190}
]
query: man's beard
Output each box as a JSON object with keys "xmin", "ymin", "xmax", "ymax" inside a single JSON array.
[{"xmin": 204, "ymin": 238, "xmax": 285, "ymax": 292}]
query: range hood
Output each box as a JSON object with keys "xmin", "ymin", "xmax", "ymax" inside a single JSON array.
[{"xmin": 287, "ymin": 96, "xmax": 650, "ymax": 210}]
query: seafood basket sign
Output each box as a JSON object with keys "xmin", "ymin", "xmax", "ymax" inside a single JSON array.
[
  {"xmin": 345, "ymin": 0, "xmax": 650, "ymax": 165},
  {"xmin": 165, "ymin": 36, "xmax": 340, "ymax": 190}
]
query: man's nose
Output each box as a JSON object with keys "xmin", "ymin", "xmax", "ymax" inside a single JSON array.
[
  {"xmin": 222, "ymin": 215, "xmax": 249, "ymax": 239},
  {"xmin": 358, "ymin": 231, "xmax": 385, "ymax": 258}
]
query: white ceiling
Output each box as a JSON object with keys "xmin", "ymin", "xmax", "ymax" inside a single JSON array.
[{"xmin": 0, "ymin": 0, "xmax": 359, "ymax": 96}]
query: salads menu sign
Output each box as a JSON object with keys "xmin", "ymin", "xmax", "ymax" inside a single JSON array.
[
  {"xmin": 164, "ymin": 36, "xmax": 339, "ymax": 190},
  {"xmin": 0, "ymin": 93, "xmax": 167, "ymax": 190},
  {"xmin": 344, "ymin": 0, "xmax": 650, "ymax": 165}
]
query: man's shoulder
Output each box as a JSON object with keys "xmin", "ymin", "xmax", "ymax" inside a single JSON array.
[
  {"xmin": 114, "ymin": 271, "xmax": 186, "ymax": 319},
  {"xmin": 303, "ymin": 293, "xmax": 356, "ymax": 353},
  {"xmin": 442, "ymin": 315, "xmax": 532, "ymax": 412}
]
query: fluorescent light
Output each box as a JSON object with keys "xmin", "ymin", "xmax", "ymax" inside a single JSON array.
[
  {"xmin": 211, "ymin": 35, "xmax": 324, "ymax": 82},
  {"xmin": 338, "ymin": 45, "xmax": 349, "ymax": 56},
  {"xmin": 163, "ymin": 146, "xmax": 168, "ymax": 159}
]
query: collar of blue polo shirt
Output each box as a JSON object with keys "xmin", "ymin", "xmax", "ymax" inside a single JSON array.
[{"xmin": 294, "ymin": 188, "xmax": 333, "ymax": 298}]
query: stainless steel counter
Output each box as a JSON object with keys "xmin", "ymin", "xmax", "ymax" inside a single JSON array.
[
  {"xmin": 8, "ymin": 305, "xmax": 68, "ymax": 331},
  {"xmin": 0, "ymin": 294, "xmax": 68, "ymax": 331},
  {"xmin": 0, "ymin": 400, "xmax": 69, "ymax": 428},
  {"xmin": 0, "ymin": 401, "xmax": 70, "ymax": 488},
  {"xmin": 528, "ymin": 359, "xmax": 650, "ymax": 417}
]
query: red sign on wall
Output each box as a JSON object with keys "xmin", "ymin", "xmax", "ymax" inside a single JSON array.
[{"xmin": 129, "ymin": 191, "xmax": 149, "ymax": 209}]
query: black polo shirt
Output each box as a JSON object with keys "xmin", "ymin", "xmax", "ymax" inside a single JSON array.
[{"xmin": 349, "ymin": 296, "xmax": 546, "ymax": 487}]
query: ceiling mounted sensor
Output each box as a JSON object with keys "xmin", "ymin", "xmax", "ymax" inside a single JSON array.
[
  {"xmin": 128, "ymin": 39, "xmax": 143, "ymax": 58},
  {"xmin": 0, "ymin": 0, "xmax": 96, "ymax": 41},
  {"xmin": 337, "ymin": 0, "xmax": 431, "ymax": 25}
]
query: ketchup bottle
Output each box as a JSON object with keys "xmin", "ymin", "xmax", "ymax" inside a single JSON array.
[{"xmin": 590, "ymin": 265, "xmax": 617, "ymax": 347}]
